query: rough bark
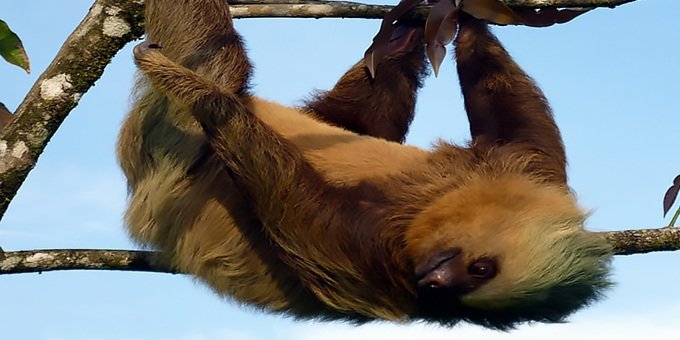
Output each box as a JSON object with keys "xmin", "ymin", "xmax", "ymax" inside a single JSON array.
[{"xmin": 0, "ymin": 248, "xmax": 173, "ymax": 274}]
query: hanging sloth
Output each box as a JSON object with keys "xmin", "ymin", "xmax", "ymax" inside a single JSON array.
[{"xmin": 118, "ymin": 0, "xmax": 612, "ymax": 329}]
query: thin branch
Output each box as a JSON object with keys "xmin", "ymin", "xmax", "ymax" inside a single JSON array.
[
  {"xmin": 0, "ymin": 227, "xmax": 677, "ymax": 275},
  {"xmin": 500, "ymin": 0, "xmax": 635, "ymax": 7},
  {"xmin": 229, "ymin": 0, "xmax": 636, "ymax": 19},
  {"xmin": 230, "ymin": 3, "xmax": 417, "ymax": 19},
  {"xmin": 602, "ymin": 227, "xmax": 680, "ymax": 255},
  {"xmin": 0, "ymin": 248, "xmax": 173, "ymax": 274}
]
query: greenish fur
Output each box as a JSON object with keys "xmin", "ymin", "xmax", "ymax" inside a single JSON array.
[{"xmin": 463, "ymin": 217, "xmax": 612, "ymax": 327}]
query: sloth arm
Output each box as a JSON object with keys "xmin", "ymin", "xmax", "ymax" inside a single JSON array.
[
  {"xmin": 149, "ymin": 0, "xmax": 428, "ymax": 144},
  {"xmin": 455, "ymin": 15, "xmax": 567, "ymax": 184},
  {"xmin": 134, "ymin": 46, "xmax": 396, "ymax": 281},
  {"xmin": 139, "ymin": 0, "xmax": 424, "ymax": 213},
  {"xmin": 303, "ymin": 23, "xmax": 428, "ymax": 143}
]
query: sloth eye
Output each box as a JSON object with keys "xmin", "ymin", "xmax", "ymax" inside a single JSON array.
[{"xmin": 468, "ymin": 258, "xmax": 497, "ymax": 279}]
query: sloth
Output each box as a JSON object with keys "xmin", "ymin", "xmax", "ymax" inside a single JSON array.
[{"xmin": 118, "ymin": 0, "xmax": 612, "ymax": 329}]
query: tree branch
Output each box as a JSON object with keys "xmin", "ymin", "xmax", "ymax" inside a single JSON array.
[
  {"xmin": 228, "ymin": 0, "xmax": 636, "ymax": 19},
  {"xmin": 0, "ymin": 227, "xmax": 677, "ymax": 275},
  {"xmin": 0, "ymin": 0, "xmax": 145, "ymax": 217},
  {"xmin": 602, "ymin": 228, "xmax": 680, "ymax": 255},
  {"xmin": 0, "ymin": 248, "xmax": 173, "ymax": 274}
]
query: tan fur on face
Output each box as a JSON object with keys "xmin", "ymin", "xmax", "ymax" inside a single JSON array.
[
  {"xmin": 405, "ymin": 174, "xmax": 610, "ymax": 313},
  {"xmin": 405, "ymin": 175, "xmax": 583, "ymax": 264}
]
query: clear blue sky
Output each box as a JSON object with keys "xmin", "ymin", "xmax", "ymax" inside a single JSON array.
[{"xmin": 1, "ymin": 0, "xmax": 679, "ymax": 339}]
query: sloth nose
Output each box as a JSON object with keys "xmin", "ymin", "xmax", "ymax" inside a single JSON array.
[
  {"xmin": 417, "ymin": 255, "xmax": 459, "ymax": 290},
  {"xmin": 415, "ymin": 249, "xmax": 462, "ymax": 290},
  {"xmin": 418, "ymin": 266, "xmax": 454, "ymax": 289},
  {"xmin": 415, "ymin": 248, "xmax": 476, "ymax": 296}
]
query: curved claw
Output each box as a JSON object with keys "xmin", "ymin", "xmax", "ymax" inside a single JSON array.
[
  {"xmin": 133, "ymin": 41, "xmax": 162, "ymax": 60},
  {"xmin": 515, "ymin": 8, "xmax": 590, "ymax": 27}
]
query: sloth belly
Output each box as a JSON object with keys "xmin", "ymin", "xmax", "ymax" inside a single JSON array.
[
  {"xmin": 125, "ymin": 157, "xmax": 325, "ymax": 314},
  {"xmin": 249, "ymin": 97, "xmax": 429, "ymax": 186},
  {"xmin": 122, "ymin": 96, "xmax": 426, "ymax": 316}
]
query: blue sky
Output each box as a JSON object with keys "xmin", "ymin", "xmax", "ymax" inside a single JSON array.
[{"xmin": 1, "ymin": 0, "xmax": 679, "ymax": 339}]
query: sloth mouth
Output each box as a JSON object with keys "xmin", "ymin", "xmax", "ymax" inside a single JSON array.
[{"xmin": 414, "ymin": 248, "xmax": 462, "ymax": 283}]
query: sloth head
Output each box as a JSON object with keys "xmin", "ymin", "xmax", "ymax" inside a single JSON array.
[{"xmin": 405, "ymin": 175, "xmax": 613, "ymax": 329}]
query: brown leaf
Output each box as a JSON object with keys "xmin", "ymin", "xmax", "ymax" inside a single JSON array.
[
  {"xmin": 424, "ymin": 0, "xmax": 459, "ymax": 77},
  {"xmin": 435, "ymin": 13, "xmax": 458, "ymax": 46},
  {"xmin": 425, "ymin": 0, "xmax": 456, "ymax": 44},
  {"xmin": 663, "ymin": 175, "xmax": 680, "ymax": 217},
  {"xmin": 364, "ymin": 0, "xmax": 422, "ymax": 78},
  {"xmin": 0, "ymin": 102, "xmax": 13, "ymax": 130},
  {"xmin": 460, "ymin": 0, "xmax": 522, "ymax": 25},
  {"xmin": 514, "ymin": 7, "xmax": 590, "ymax": 27},
  {"xmin": 426, "ymin": 42, "xmax": 447, "ymax": 77}
]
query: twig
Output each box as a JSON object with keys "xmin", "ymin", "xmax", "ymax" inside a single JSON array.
[
  {"xmin": 0, "ymin": 0, "xmax": 655, "ymax": 265},
  {"xmin": 602, "ymin": 227, "xmax": 680, "ymax": 255},
  {"xmin": 0, "ymin": 249, "xmax": 172, "ymax": 274}
]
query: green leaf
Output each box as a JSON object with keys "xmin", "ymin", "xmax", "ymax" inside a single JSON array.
[{"xmin": 0, "ymin": 19, "xmax": 30, "ymax": 73}]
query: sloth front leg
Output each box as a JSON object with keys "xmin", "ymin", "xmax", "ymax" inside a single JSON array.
[
  {"xmin": 304, "ymin": 22, "xmax": 428, "ymax": 143},
  {"xmin": 145, "ymin": 0, "xmax": 252, "ymax": 94},
  {"xmin": 455, "ymin": 14, "xmax": 567, "ymax": 184},
  {"xmin": 133, "ymin": 41, "xmax": 383, "ymax": 296}
]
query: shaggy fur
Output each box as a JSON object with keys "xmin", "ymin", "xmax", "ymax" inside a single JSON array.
[{"xmin": 118, "ymin": 0, "xmax": 612, "ymax": 328}]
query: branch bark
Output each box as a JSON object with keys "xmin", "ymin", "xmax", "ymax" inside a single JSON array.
[
  {"xmin": 0, "ymin": 226, "xmax": 677, "ymax": 275},
  {"xmin": 228, "ymin": 0, "xmax": 636, "ymax": 19},
  {"xmin": 0, "ymin": 248, "xmax": 173, "ymax": 274},
  {"xmin": 602, "ymin": 228, "xmax": 680, "ymax": 255}
]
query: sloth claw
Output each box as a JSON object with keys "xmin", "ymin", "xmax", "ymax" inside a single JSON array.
[{"xmin": 133, "ymin": 41, "xmax": 162, "ymax": 60}]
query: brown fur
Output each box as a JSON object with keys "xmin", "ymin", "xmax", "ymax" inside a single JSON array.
[{"xmin": 119, "ymin": 0, "xmax": 611, "ymax": 328}]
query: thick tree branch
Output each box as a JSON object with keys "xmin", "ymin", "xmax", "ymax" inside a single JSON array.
[
  {"xmin": 0, "ymin": 0, "xmax": 145, "ymax": 216},
  {"xmin": 0, "ymin": 227, "xmax": 677, "ymax": 275}
]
